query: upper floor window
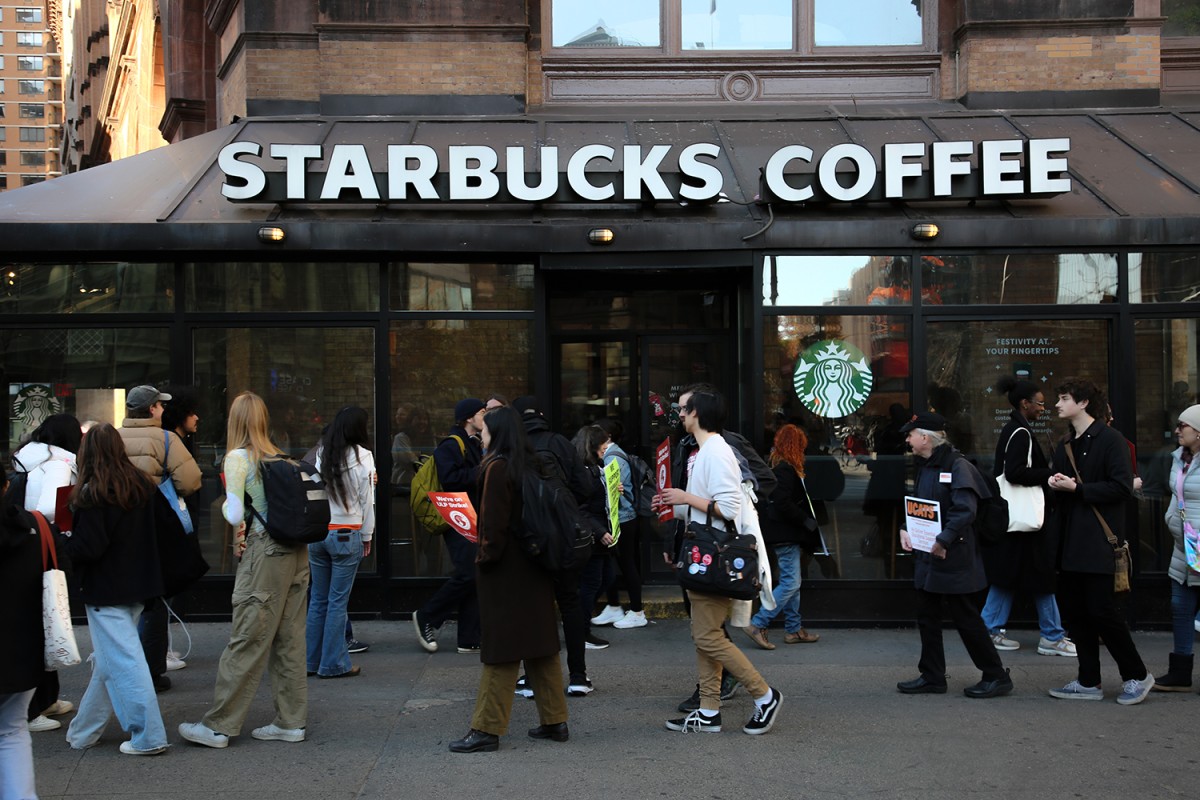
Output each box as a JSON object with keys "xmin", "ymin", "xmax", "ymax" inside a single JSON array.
[
  {"xmin": 20, "ymin": 151, "xmax": 46, "ymax": 167},
  {"xmin": 15, "ymin": 8, "xmax": 43, "ymax": 24},
  {"xmin": 18, "ymin": 56, "xmax": 44, "ymax": 72},
  {"xmin": 19, "ymin": 127, "xmax": 46, "ymax": 142},
  {"xmin": 18, "ymin": 80, "xmax": 44, "ymax": 95},
  {"xmin": 550, "ymin": 0, "xmax": 926, "ymax": 53},
  {"xmin": 17, "ymin": 32, "xmax": 43, "ymax": 47},
  {"xmin": 19, "ymin": 103, "xmax": 44, "ymax": 118}
]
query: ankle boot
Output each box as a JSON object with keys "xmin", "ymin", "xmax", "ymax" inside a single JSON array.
[{"xmin": 1151, "ymin": 652, "xmax": 1193, "ymax": 692}]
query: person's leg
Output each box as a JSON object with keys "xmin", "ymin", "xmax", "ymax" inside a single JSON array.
[
  {"xmin": 527, "ymin": 654, "xmax": 569, "ymax": 725},
  {"xmin": 138, "ymin": 596, "xmax": 169, "ymax": 682},
  {"xmin": 317, "ymin": 531, "xmax": 363, "ymax": 676},
  {"xmin": 305, "ymin": 538, "xmax": 333, "ymax": 674},
  {"xmin": 1078, "ymin": 572, "xmax": 1147, "ymax": 682},
  {"xmin": 27, "ymin": 671, "xmax": 58, "ymax": 722},
  {"xmin": 266, "ymin": 544, "xmax": 311, "ymax": 730},
  {"xmin": 82, "ymin": 603, "xmax": 168, "ymax": 751},
  {"xmin": 553, "ymin": 568, "xmax": 587, "ymax": 681},
  {"xmin": 690, "ymin": 592, "xmax": 769, "ymax": 709},
  {"xmin": 1170, "ymin": 580, "xmax": 1198, "ymax": 657},
  {"xmin": 947, "ymin": 593, "xmax": 1007, "ymax": 681},
  {"xmin": 419, "ymin": 531, "xmax": 478, "ymax": 635},
  {"xmin": 1035, "ymin": 593, "xmax": 1067, "ymax": 641},
  {"xmin": 616, "ymin": 520, "xmax": 643, "ymax": 612},
  {"xmin": 1059, "ymin": 571, "xmax": 1102, "ymax": 686},
  {"xmin": 66, "ymin": 649, "xmax": 114, "ymax": 749},
  {"xmin": 980, "ymin": 585, "xmax": 1015, "ymax": 633},
  {"xmin": 470, "ymin": 662, "xmax": 521, "ymax": 736},
  {"xmin": 915, "ymin": 590, "xmax": 948, "ymax": 685},
  {"xmin": 777, "ymin": 544, "xmax": 804, "ymax": 633},
  {"xmin": 0, "ymin": 690, "xmax": 38, "ymax": 799},
  {"xmin": 578, "ymin": 554, "xmax": 603, "ymax": 628}
]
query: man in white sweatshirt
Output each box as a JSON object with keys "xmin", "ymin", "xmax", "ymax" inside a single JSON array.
[{"xmin": 654, "ymin": 389, "xmax": 783, "ymax": 735}]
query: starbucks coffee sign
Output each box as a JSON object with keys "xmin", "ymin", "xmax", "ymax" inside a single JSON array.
[
  {"xmin": 217, "ymin": 138, "xmax": 1071, "ymax": 204},
  {"xmin": 794, "ymin": 340, "xmax": 874, "ymax": 419}
]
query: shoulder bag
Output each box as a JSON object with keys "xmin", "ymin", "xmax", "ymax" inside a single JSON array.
[
  {"xmin": 1064, "ymin": 443, "xmax": 1131, "ymax": 593},
  {"xmin": 675, "ymin": 501, "xmax": 761, "ymax": 601},
  {"xmin": 159, "ymin": 431, "xmax": 195, "ymax": 534},
  {"xmin": 997, "ymin": 428, "xmax": 1045, "ymax": 532},
  {"xmin": 35, "ymin": 511, "xmax": 81, "ymax": 670}
]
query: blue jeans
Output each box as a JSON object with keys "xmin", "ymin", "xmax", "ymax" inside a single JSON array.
[
  {"xmin": 751, "ymin": 544, "xmax": 803, "ymax": 632},
  {"xmin": 307, "ymin": 529, "xmax": 364, "ymax": 676},
  {"xmin": 981, "ymin": 585, "xmax": 1066, "ymax": 641},
  {"xmin": 0, "ymin": 689, "xmax": 37, "ymax": 799},
  {"xmin": 67, "ymin": 603, "xmax": 167, "ymax": 752},
  {"xmin": 1170, "ymin": 580, "xmax": 1200, "ymax": 655}
]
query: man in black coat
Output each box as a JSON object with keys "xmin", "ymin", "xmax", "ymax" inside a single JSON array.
[
  {"xmin": 897, "ymin": 412, "xmax": 1012, "ymax": 699},
  {"xmin": 1046, "ymin": 377, "xmax": 1153, "ymax": 704}
]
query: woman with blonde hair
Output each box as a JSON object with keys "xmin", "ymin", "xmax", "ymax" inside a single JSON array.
[
  {"xmin": 742, "ymin": 424, "xmax": 821, "ymax": 649},
  {"xmin": 179, "ymin": 392, "xmax": 310, "ymax": 749}
]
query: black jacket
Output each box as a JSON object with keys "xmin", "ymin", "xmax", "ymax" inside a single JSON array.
[
  {"xmin": 0, "ymin": 504, "xmax": 44, "ymax": 693},
  {"xmin": 911, "ymin": 443, "xmax": 989, "ymax": 595},
  {"xmin": 60, "ymin": 485, "xmax": 165, "ymax": 606},
  {"xmin": 984, "ymin": 411, "xmax": 1056, "ymax": 593},
  {"xmin": 433, "ymin": 425, "xmax": 483, "ymax": 504},
  {"xmin": 761, "ymin": 464, "xmax": 815, "ymax": 546},
  {"xmin": 1049, "ymin": 420, "xmax": 1133, "ymax": 575},
  {"xmin": 522, "ymin": 414, "xmax": 594, "ymax": 505}
]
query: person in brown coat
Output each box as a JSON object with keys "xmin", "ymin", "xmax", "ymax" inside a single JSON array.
[{"xmin": 449, "ymin": 406, "xmax": 568, "ymax": 753}]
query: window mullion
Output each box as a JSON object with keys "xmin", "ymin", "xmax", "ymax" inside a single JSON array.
[{"xmin": 663, "ymin": 0, "xmax": 681, "ymax": 56}]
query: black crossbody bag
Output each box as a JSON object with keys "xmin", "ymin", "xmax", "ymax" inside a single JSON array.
[{"xmin": 675, "ymin": 501, "xmax": 761, "ymax": 601}]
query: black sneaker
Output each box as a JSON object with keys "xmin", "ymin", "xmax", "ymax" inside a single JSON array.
[
  {"xmin": 514, "ymin": 675, "xmax": 534, "ymax": 699},
  {"xmin": 413, "ymin": 611, "xmax": 438, "ymax": 653},
  {"xmin": 585, "ymin": 634, "xmax": 609, "ymax": 650},
  {"xmin": 743, "ymin": 687, "xmax": 783, "ymax": 735},
  {"xmin": 665, "ymin": 710, "xmax": 721, "ymax": 733},
  {"xmin": 346, "ymin": 639, "xmax": 370, "ymax": 654},
  {"xmin": 677, "ymin": 684, "xmax": 701, "ymax": 712},
  {"xmin": 566, "ymin": 676, "xmax": 594, "ymax": 696}
]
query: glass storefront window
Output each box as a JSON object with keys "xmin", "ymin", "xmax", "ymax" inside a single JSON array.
[
  {"xmin": 923, "ymin": 253, "xmax": 1118, "ymax": 305},
  {"xmin": 552, "ymin": 0, "xmax": 660, "ymax": 47},
  {"xmin": 815, "ymin": 0, "xmax": 923, "ymax": 47},
  {"xmin": 1163, "ymin": 0, "xmax": 1200, "ymax": 37},
  {"xmin": 0, "ymin": 262, "xmax": 173, "ymax": 314},
  {"xmin": 388, "ymin": 319, "xmax": 533, "ymax": 577},
  {"xmin": 193, "ymin": 327, "xmax": 376, "ymax": 575},
  {"xmin": 764, "ymin": 255, "xmax": 912, "ymax": 307},
  {"xmin": 1130, "ymin": 252, "xmax": 1200, "ymax": 303},
  {"xmin": 681, "ymin": 0, "xmax": 791, "ymax": 51},
  {"xmin": 550, "ymin": 287, "xmax": 730, "ymax": 330},
  {"xmin": 388, "ymin": 263, "xmax": 534, "ymax": 311},
  {"xmin": 2, "ymin": 325, "xmax": 170, "ymax": 456},
  {"xmin": 185, "ymin": 263, "xmax": 379, "ymax": 313},
  {"xmin": 765, "ymin": 313, "xmax": 912, "ymax": 579}
]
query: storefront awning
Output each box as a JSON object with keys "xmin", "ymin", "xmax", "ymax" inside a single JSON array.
[{"xmin": 2, "ymin": 106, "xmax": 1198, "ymax": 256}]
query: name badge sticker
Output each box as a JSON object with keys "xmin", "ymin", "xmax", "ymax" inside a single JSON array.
[{"xmin": 939, "ymin": 472, "xmax": 952, "ymax": 484}]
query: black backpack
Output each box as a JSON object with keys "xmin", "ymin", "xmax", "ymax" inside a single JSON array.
[
  {"xmin": 518, "ymin": 456, "xmax": 597, "ymax": 572},
  {"xmin": 969, "ymin": 461, "xmax": 1009, "ymax": 546},
  {"xmin": 246, "ymin": 454, "xmax": 331, "ymax": 545},
  {"xmin": 612, "ymin": 450, "xmax": 655, "ymax": 519}
]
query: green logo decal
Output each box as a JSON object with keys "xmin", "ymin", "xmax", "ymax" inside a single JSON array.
[{"xmin": 793, "ymin": 340, "xmax": 873, "ymax": 418}]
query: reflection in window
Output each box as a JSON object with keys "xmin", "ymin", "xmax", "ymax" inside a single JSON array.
[
  {"xmin": 388, "ymin": 320, "xmax": 532, "ymax": 577},
  {"xmin": 0, "ymin": 262, "xmax": 173, "ymax": 313},
  {"xmin": 552, "ymin": 0, "xmax": 660, "ymax": 47},
  {"xmin": 765, "ymin": 313, "xmax": 912, "ymax": 580},
  {"xmin": 764, "ymin": 255, "xmax": 912, "ymax": 306},
  {"xmin": 1163, "ymin": 0, "xmax": 1200, "ymax": 36},
  {"xmin": 815, "ymin": 0, "xmax": 923, "ymax": 46},
  {"xmin": 186, "ymin": 263, "xmax": 379, "ymax": 312},
  {"xmin": 193, "ymin": 327, "xmax": 376, "ymax": 575},
  {"xmin": 923, "ymin": 254, "xmax": 1118, "ymax": 305},
  {"xmin": 389, "ymin": 262, "xmax": 534, "ymax": 311},
  {"xmin": 550, "ymin": 286, "xmax": 729, "ymax": 330},
  {"xmin": 1130, "ymin": 252, "xmax": 1200, "ymax": 303},
  {"xmin": 681, "ymin": 0, "xmax": 791, "ymax": 51}
]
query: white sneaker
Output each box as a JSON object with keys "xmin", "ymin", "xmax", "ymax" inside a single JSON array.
[
  {"xmin": 179, "ymin": 721, "xmax": 229, "ymax": 748},
  {"xmin": 28, "ymin": 715, "xmax": 61, "ymax": 732},
  {"xmin": 590, "ymin": 605, "xmax": 625, "ymax": 626},
  {"xmin": 120, "ymin": 741, "xmax": 168, "ymax": 755},
  {"xmin": 251, "ymin": 723, "xmax": 305, "ymax": 743},
  {"xmin": 989, "ymin": 631, "xmax": 1020, "ymax": 651},
  {"xmin": 42, "ymin": 700, "xmax": 75, "ymax": 717},
  {"xmin": 613, "ymin": 610, "xmax": 648, "ymax": 629},
  {"xmin": 1037, "ymin": 637, "xmax": 1078, "ymax": 657},
  {"xmin": 166, "ymin": 655, "xmax": 187, "ymax": 671}
]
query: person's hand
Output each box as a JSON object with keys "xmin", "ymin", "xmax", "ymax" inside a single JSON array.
[
  {"xmin": 658, "ymin": 487, "xmax": 688, "ymax": 507},
  {"xmin": 601, "ymin": 532, "xmax": 614, "ymax": 547},
  {"xmin": 899, "ymin": 529, "xmax": 912, "ymax": 552},
  {"xmin": 663, "ymin": 551, "xmax": 674, "ymax": 566},
  {"xmin": 931, "ymin": 541, "xmax": 947, "ymax": 559},
  {"xmin": 363, "ymin": 540, "xmax": 373, "ymax": 558},
  {"xmin": 1049, "ymin": 473, "xmax": 1077, "ymax": 492},
  {"xmin": 1133, "ymin": 476, "xmax": 1144, "ymax": 492}
]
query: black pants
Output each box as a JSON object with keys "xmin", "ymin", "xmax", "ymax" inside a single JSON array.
[
  {"xmin": 27, "ymin": 671, "xmax": 59, "ymax": 721},
  {"xmin": 139, "ymin": 596, "xmax": 168, "ymax": 678},
  {"xmin": 1057, "ymin": 570, "xmax": 1147, "ymax": 686},
  {"xmin": 552, "ymin": 566, "xmax": 587, "ymax": 682},
  {"xmin": 606, "ymin": 519, "xmax": 643, "ymax": 612},
  {"xmin": 916, "ymin": 589, "xmax": 1006, "ymax": 685},
  {"xmin": 419, "ymin": 530, "xmax": 481, "ymax": 647}
]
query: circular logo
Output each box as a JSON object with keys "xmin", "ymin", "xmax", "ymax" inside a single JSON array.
[
  {"xmin": 688, "ymin": 563, "xmax": 701, "ymax": 575},
  {"xmin": 733, "ymin": 557, "xmax": 745, "ymax": 570},
  {"xmin": 793, "ymin": 339, "xmax": 874, "ymax": 419},
  {"xmin": 12, "ymin": 383, "xmax": 62, "ymax": 434},
  {"xmin": 701, "ymin": 554, "xmax": 713, "ymax": 566},
  {"xmin": 449, "ymin": 510, "xmax": 472, "ymax": 532}
]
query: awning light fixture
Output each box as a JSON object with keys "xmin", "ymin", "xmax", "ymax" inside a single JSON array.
[
  {"xmin": 911, "ymin": 222, "xmax": 940, "ymax": 240},
  {"xmin": 588, "ymin": 228, "xmax": 615, "ymax": 245},
  {"xmin": 257, "ymin": 226, "xmax": 286, "ymax": 244}
]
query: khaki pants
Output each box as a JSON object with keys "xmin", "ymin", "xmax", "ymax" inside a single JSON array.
[
  {"xmin": 690, "ymin": 591, "xmax": 770, "ymax": 711},
  {"xmin": 470, "ymin": 654, "xmax": 567, "ymax": 736},
  {"xmin": 203, "ymin": 531, "xmax": 310, "ymax": 735}
]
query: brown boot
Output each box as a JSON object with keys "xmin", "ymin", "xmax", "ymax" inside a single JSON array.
[
  {"xmin": 784, "ymin": 628, "xmax": 820, "ymax": 644},
  {"xmin": 742, "ymin": 625, "xmax": 775, "ymax": 650}
]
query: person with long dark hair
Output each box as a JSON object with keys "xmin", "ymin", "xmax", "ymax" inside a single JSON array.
[
  {"xmin": 449, "ymin": 406, "xmax": 568, "ymax": 753},
  {"xmin": 10, "ymin": 414, "xmax": 82, "ymax": 734},
  {"xmin": 60, "ymin": 424, "xmax": 168, "ymax": 755},
  {"xmin": 306, "ymin": 406, "xmax": 376, "ymax": 678},
  {"xmin": 980, "ymin": 377, "xmax": 1074, "ymax": 656}
]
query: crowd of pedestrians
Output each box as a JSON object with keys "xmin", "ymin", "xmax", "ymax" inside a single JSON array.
[{"xmin": 2, "ymin": 373, "xmax": 1195, "ymax": 795}]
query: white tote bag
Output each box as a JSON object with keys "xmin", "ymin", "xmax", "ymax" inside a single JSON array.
[
  {"xmin": 35, "ymin": 511, "xmax": 81, "ymax": 670},
  {"xmin": 996, "ymin": 429, "xmax": 1045, "ymax": 532}
]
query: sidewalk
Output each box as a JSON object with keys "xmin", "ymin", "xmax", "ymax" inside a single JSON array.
[{"xmin": 31, "ymin": 619, "xmax": 1197, "ymax": 799}]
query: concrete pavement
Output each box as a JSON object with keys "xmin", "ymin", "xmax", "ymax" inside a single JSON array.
[{"xmin": 29, "ymin": 619, "xmax": 1198, "ymax": 799}]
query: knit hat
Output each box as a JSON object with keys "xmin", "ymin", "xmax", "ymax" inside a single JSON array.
[
  {"xmin": 1179, "ymin": 404, "xmax": 1200, "ymax": 432},
  {"xmin": 454, "ymin": 398, "xmax": 485, "ymax": 423}
]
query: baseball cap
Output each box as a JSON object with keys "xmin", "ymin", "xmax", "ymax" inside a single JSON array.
[
  {"xmin": 898, "ymin": 411, "xmax": 946, "ymax": 434},
  {"xmin": 126, "ymin": 385, "xmax": 172, "ymax": 411}
]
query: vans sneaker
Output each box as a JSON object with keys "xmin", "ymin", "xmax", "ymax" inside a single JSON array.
[
  {"xmin": 743, "ymin": 688, "xmax": 783, "ymax": 735},
  {"xmin": 346, "ymin": 639, "xmax": 370, "ymax": 654},
  {"xmin": 590, "ymin": 605, "xmax": 625, "ymax": 626},
  {"xmin": 665, "ymin": 710, "xmax": 721, "ymax": 733},
  {"xmin": 1048, "ymin": 680, "xmax": 1104, "ymax": 701},
  {"xmin": 989, "ymin": 631, "xmax": 1020, "ymax": 651},
  {"xmin": 252, "ymin": 723, "xmax": 306, "ymax": 742},
  {"xmin": 613, "ymin": 610, "xmax": 648, "ymax": 629},
  {"xmin": 1037, "ymin": 637, "xmax": 1078, "ymax": 657},
  {"xmin": 1116, "ymin": 674, "xmax": 1155, "ymax": 706}
]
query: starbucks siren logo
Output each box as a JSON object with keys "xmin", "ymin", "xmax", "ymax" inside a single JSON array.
[
  {"xmin": 13, "ymin": 384, "xmax": 63, "ymax": 432},
  {"xmin": 793, "ymin": 340, "xmax": 873, "ymax": 418}
]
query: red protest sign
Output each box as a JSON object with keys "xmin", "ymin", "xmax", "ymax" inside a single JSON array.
[
  {"xmin": 428, "ymin": 492, "xmax": 478, "ymax": 543},
  {"xmin": 655, "ymin": 438, "xmax": 674, "ymax": 522}
]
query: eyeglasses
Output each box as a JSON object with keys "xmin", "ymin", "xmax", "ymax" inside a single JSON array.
[{"xmin": 1177, "ymin": 422, "xmax": 1193, "ymax": 431}]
